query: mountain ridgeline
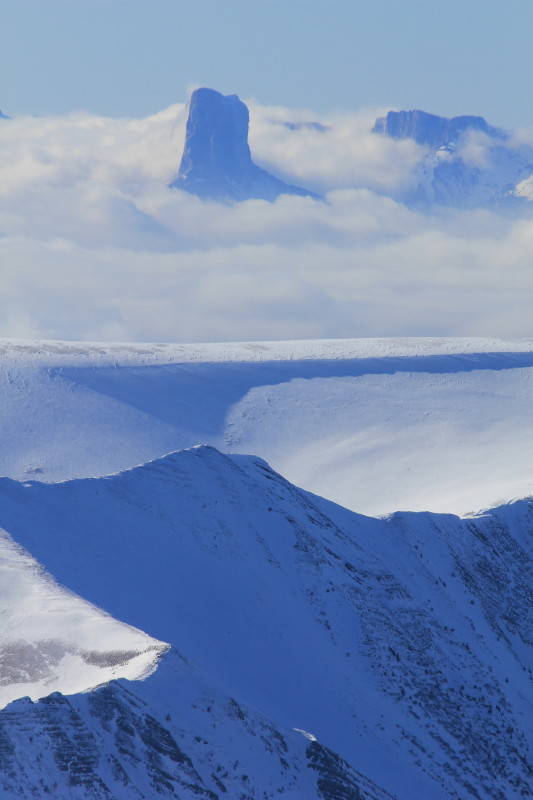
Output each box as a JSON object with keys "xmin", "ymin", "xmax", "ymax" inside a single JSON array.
[
  {"xmin": 0, "ymin": 445, "xmax": 531, "ymax": 799},
  {"xmin": 168, "ymin": 88, "xmax": 533, "ymax": 208}
]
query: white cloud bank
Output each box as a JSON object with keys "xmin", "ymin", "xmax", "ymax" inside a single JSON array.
[{"xmin": 1, "ymin": 100, "xmax": 532, "ymax": 343}]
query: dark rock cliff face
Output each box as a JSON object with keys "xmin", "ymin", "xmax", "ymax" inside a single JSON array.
[
  {"xmin": 372, "ymin": 110, "xmax": 505, "ymax": 148},
  {"xmin": 169, "ymin": 87, "xmax": 318, "ymax": 202}
]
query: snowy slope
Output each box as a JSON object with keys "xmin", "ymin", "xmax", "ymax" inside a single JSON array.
[
  {"xmin": 1, "ymin": 336, "xmax": 533, "ymax": 515},
  {"xmin": 0, "ymin": 529, "xmax": 166, "ymax": 710},
  {"xmin": 0, "ymin": 649, "xmax": 398, "ymax": 800},
  {"xmin": 0, "ymin": 446, "xmax": 530, "ymax": 799}
]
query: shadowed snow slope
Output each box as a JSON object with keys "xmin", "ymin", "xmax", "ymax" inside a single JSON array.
[
  {"xmin": 1, "ymin": 336, "xmax": 533, "ymax": 515},
  {"xmin": 0, "ymin": 446, "xmax": 530, "ymax": 799}
]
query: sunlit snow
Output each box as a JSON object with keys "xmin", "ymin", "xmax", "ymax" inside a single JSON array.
[
  {"xmin": 1, "ymin": 336, "xmax": 532, "ymax": 515},
  {"xmin": 0, "ymin": 529, "xmax": 167, "ymax": 710}
]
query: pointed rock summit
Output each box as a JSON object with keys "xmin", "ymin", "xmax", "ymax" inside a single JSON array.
[
  {"xmin": 373, "ymin": 109, "xmax": 505, "ymax": 148},
  {"xmin": 170, "ymin": 88, "xmax": 318, "ymax": 202}
]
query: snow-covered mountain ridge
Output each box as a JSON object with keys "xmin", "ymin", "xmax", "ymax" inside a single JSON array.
[
  {"xmin": 2, "ymin": 336, "xmax": 533, "ymax": 515},
  {"xmin": 0, "ymin": 445, "xmax": 531, "ymax": 798},
  {"xmin": 5, "ymin": 334, "xmax": 532, "ymax": 366}
]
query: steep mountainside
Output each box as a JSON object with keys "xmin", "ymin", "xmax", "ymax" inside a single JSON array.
[
  {"xmin": 0, "ymin": 446, "xmax": 531, "ymax": 799},
  {"xmin": 169, "ymin": 88, "xmax": 317, "ymax": 201}
]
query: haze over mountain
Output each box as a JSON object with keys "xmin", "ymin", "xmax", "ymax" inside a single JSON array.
[
  {"xmin": 168, "ymin": 90, "xmax": 533, "ymax": 210},
  {"xmin": 3, "ymin": 94, "xmax": 533, "ymax": 342},
  {"xmin": 169, "ymin": 89, "xmax": 533, "ymax": 210},
  {"xmin": 373, "ymin": 108, "xmax": 533, "ymax": 208},
  {"xmin": 373, "ymin": 110, "xmax": 506, "ymax": 148}
]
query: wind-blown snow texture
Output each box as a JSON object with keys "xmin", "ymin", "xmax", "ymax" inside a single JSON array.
[
  {"xmin": 0, "ymin": 446, "xmax": 531, "ymax": 799},
  {"xmin": 2, "ymin": 336, "xmax": 533, "ymax": 515},
  {"xmin": 373, "ymin": 110, "xmax": 506, "ymax": 148}
]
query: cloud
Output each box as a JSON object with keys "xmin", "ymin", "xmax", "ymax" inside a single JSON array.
[{"xmin": 0, "ymin": 101, "xmax": 532, "ymax": 343}]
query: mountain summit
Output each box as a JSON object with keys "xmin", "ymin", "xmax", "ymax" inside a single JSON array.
[
  {"xmin": 373, "ymin": 108, "xmax": 533, "ymax": 207},
  {"xmin": 373, "ymin": 109, "xmax": 506, "ymax": 148},
  {"xmin": 169, "ymin": 88, "xmax": 318, "ymax": 202}
]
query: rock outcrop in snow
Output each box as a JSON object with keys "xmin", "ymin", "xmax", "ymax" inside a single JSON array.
[
  {"xmin": 374, "ymin": 108, "xmax": 533, "ymax": 207},
  {"xmin": 373, "ymin": 109, "xmax": 506, "ymax": 148},
  {"xmin": 169, "ymin": 87, "xmax": 318, "ymax": 202}
]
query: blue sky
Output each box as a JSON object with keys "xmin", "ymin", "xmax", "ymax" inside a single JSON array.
[{"xmin": 3, "ymin": 0, "xmax": 533, "ymax": 129}]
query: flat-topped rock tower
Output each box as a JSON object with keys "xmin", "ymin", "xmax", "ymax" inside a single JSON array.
[{"xmin": 170, "ymin": 87, "xmax": 318, "ymax": 202}]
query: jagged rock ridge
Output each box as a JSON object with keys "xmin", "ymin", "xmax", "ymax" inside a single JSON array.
[{"xmin": 169, "ymin": 87, "xmax": 318, "ymax": 202}]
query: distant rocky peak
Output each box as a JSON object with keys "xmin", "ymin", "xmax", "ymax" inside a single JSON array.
[
  {"xmin": 373, "ymin": 109, "xmax": 506, "ymax": 148},
  {"xmin": 169, "ymin": 87, "xmax": 318, "ymax": 202},
  {"xmin": 178, "ymin": 88, "xmax": 252, "ymax": 182},
  {"xmin": 282, "ymin": 120, "xmax": 328, "ymax": 132}
]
